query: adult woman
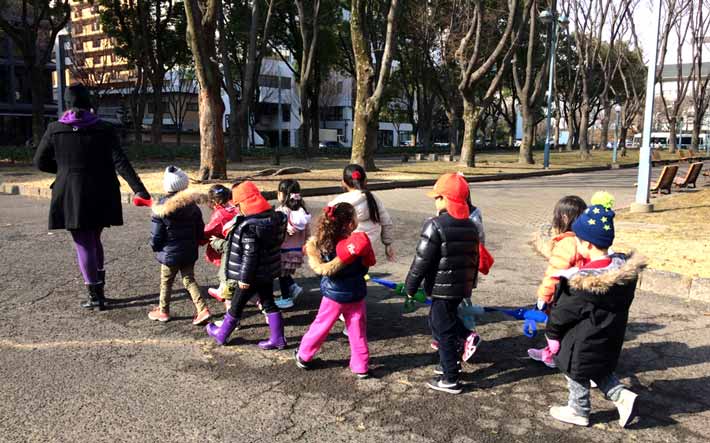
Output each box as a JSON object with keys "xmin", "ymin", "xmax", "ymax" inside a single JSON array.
[
  {"xmin": 328, "ymin": 164, "xmax": 396, "ymax": 261},
  {"xmin": 34, "ymin": 84, "xmax": 150, "ymax": 310}
]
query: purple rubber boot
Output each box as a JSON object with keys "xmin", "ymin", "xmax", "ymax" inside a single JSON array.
[
  {"xmin": 259, "ymin": 312, "xmax": 287, "ymax": 350},
  {"xmin": 206, "ymin": 312, "xmax": 239, "ymax": 346}
]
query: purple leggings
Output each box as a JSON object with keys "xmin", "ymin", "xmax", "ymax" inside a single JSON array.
[{"xmin": 70, "ymin": 229, "xmax": 104, "ymax": 284}]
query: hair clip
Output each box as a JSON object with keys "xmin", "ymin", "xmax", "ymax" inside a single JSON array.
[
  {"xmin": 323, "ymin": 206, "xmax": 336, "ymax": 221},
  {"xmin": 351, "ymin": 170, "xmax": 362, "ymax": 180},
  {"xmin": 290, "ymin": 193, "xmax": 302, "ymax": 200}
]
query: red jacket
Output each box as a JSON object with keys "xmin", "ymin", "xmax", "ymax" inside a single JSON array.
[{"xmin": 202, "ymin": 204, "xmax": 237, "ymax": 266}]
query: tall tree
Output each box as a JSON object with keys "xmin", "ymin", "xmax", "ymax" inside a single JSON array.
[
  {"xmin": 656, "ymin": 0, "xmax": 692, "ymax": 153},
  {"xmin": 511, "ymin": 0, "xmax": 548, "ymax": 164},
  {"xmin": 0, "ymin": 0, "xmax": 71, "ymax": 144},
  {"xmin": 688, "ymin": 0, "xmax": 710, "ymax": 151},
  {"xmin": 99, "ymin": 0, "xmax": 188, "ymax": 145},
  {"xmin": 349, "ymin": 0, "xmax": 401, "ymax": 169},
  {"xmin": 294, "ymin": 0, "xmax": 321, "ymax": 155},
  {"xmin": 184, "ymin": 0, "xmax": 227, "ymax": 179},
  {"xmin": 455, "ymin": 0, "xmax": 519, "ymax": 167}
]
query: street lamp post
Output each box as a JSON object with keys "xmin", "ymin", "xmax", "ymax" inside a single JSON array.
[
  {"xmin": 541, "ymin": 6, "xmax": 569, "ymax": 169},
  {"xmin": 632, "ymin": 0, "xmax": 663, "ymax": 214},
  {"xmin": 613, "ymin": 103, "xmax": 621, "ymax": 163}
]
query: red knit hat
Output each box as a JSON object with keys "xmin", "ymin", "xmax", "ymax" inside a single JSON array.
[
  {"xmin": 427, "ymin": 173, "xmax": 470, "ymax": 219},
  {"xmin": 232, "ymin": 181, "xmax": 272, "ymax": 216}
]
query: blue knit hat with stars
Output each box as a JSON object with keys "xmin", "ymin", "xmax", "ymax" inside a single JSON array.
[{"xmin": 572, "ymin": 191, "xmax": 616, "ymax": 248}]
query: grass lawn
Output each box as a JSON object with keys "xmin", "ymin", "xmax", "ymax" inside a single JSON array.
[
  {"xmin": 0, "ymin": 148, "xmax": 683, "ymax": 196},
  {"xmin": 615, "ymin": 189, "xmax": 710, "ymax": 278}
]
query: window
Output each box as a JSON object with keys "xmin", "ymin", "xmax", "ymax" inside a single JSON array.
[
  {"xmin": 336, "ymin": 81, "xmax": 343, "ymax": 94},
  {"xmin": 92, "ymin": 22, "xmax": 100, "ymax": 32},
  {"xmin": 258, "ymin": 75, "xmax": 291, "ymax": 90},
  {"xmin": 320, "ymin": 106, "xmax": 343, "ymax": 121}
]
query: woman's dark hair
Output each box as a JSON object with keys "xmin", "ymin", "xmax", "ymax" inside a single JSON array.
[
  {"xmin": 208, "ymin": 184, "xmax": 231, "ymax": 206},
  {"xmin": 552, "ymin": 195, "xmax": 587, "ymax": 234},
  {"xmin": 342, "ymin": 164, "xmax": 380, "ymax": 223},
  {"xmin": 315, "ymin": 202, "xmax": 356, "ymax": 255},
  {"xmin": 278, "ymin": 179, "xmax": 308, "ymax": 213},
  {"xmin": 65, "ymin": 83, "xmax": 92, "ymax": 116}
]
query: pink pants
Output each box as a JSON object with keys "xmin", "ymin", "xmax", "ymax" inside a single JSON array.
[{"xmin": 297, "ymin": 297, "xmax": 369, "ymax": 374}]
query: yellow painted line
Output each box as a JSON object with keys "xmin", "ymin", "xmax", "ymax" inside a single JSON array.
[{"xmin": 0, "ymin": 338, "xmax": 199, "ymax": 350}]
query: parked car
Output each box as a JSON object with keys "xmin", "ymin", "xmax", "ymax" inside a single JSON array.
[{"xmin": 319, "ymin": 141, "xmax": 345, "ymax": 149}]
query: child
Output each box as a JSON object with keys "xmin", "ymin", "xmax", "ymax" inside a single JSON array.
[
  {"xmin": 202, "ymin": 185, "xmax": 237, "ymax": 306},
  {"xmin": 404, "ymin": 173, "xmax": 480, "ymax": 394},
  {"xmin": 541, "ymin": 193, "xmax": 642, "ymax": 428},
  {"xmin": 328, "ymin": 164, "xmax": 396, "ymax": 261},
  {"xmin": 294, "ymin": 203, "xmax": 376, "ymax": 378},
  {"xmin": 528, "ymin": 195, "xmax": 587, "ymax": 367},
  {"xmin": 205, "ymin": 181, "xmax": 288, "ymax": 349},
  {"xmin": 148, "ymin": 166, "xmax": 211, "ymax": 325},
  {"xmin": 275, "ymin": 179, "xmax": 311, "ymax": 309}
]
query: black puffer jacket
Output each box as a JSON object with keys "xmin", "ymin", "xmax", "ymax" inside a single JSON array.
[
  {"xmin": 150, "ymin": 191, "xmax": 206, "ymax": 267},
  {"xmin": 405, "ymin": 211, "xmax": 479, "ymax": 300},
  {"xmin": 547, "ymin": 253, "xmax": 645, "ymax": 382},
  {"xmin": 225, "ymin": 210, "xmax": 287, "ymax": 284}
]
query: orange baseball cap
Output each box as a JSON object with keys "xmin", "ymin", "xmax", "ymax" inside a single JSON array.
[
  {"xmin": 427, "ymin": 173, "xmax": 470, "ymax": 219},
  {"xmin": 232, "ymin": 181, "xmax": 272, "ymax": 216}
]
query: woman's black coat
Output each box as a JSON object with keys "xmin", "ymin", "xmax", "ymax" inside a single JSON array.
[{"xmin": 33, "ymin": 120, "xmax": 147, "ymax": 230}]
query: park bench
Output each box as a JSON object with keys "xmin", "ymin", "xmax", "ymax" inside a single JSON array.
[
  {"xmin": 679, "ymin": 148, "xmax": 700, "ymax": 163},
  {"xmin": 673, "ymin": 162, "xmax": 704, "ymax": 189},
  {"xmin": 650, "ymin": 165, "xmax": 679, "ymax": 195}
]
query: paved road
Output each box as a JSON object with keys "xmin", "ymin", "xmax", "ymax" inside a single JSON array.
[{"xmin": 1, "ymin": 166, "xmax": 709, "ymax": 442}]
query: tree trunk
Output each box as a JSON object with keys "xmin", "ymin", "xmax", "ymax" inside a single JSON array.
[
  {"xmin": 691, "ymin": 121, "xmax": 700, "ymax": 151},
  {"xmin": 599, "ymin": 102, "xmax": 611, "ymax": 150},
  {"xmin": 446, "ymin": 108, "xmax": 458, "ymax": 157},
  {"xmin": 176, "ymin": 125, "xmax": 182, "ymax": 146},
  {"xmin": 619, "ymin": 126, "xmax": 628, "ymax": 157},
  {"xmin": 578, "ymin": 99, "xmax": 591, "ymax": 159},
  {"xmin": 29, "ymin": 64, "xmax": 46, "ymax": 146},
  {"xmin": 668, "ymin": 122, "xmax": 678, "ymax": 153},
  {"xmin": 459, "ymin": 100, "xmax": 481, "ymax": 167},
  {"xmin": 299, "ymin": 82, "xmax": 311, "ymax": 154},
  {"xmin": 228, "ymin": 102, "xmax": 241, "ymax": 162},
  {"xmin": 351, "ymin": 104, "xmax": 370, "ymax": 166},
  {"xmin": 150, "ymin": 75, "xmax": 165, "ymax": 145},
  {"xmin": 519, "ymin": 106, "xmax": 535, "ymax": 164},
  {"xmin": 310, "ymin": 88, "xmax": 320, "ymax": 153},
  {"xmin": 197, "ymin": 87, "xmax": 227, "ymax": 179},
  {"xmin": 507, "ymin": 115, "xmax": 516, "ymax": 147}
]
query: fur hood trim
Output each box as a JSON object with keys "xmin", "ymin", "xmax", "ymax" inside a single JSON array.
[
  {"xmin": 568, "ymin": 252, "xmax": 646, "ymax": 293},
  {"xmin": 304, "ymin": 236, "xmax": 345, "ymax": 276},
  {"xmin": 152, "ymin": 190, "xmax": 206, "ymax": 217}
]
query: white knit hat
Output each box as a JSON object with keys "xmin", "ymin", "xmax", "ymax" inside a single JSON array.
[{"xmin": 163, "ymin": 165, "xmax": 189, "ymax": 193}]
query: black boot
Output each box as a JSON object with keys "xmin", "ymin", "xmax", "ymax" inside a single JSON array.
[
  {"xmin": 81, "ymin": 283, "xmax": 105, "ymax": 311},
  {"xmin": 98, "ymin": 270, "xmax": 106, "ymax": 289}
]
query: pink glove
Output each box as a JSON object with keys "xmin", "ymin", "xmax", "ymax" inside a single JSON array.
[{"xmin": 546, "ymin": 337, "xmax": 560, "ymax": 355}]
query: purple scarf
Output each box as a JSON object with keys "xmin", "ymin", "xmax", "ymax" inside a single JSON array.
[{"xmin": 59, "ymin": 111, "xmax": 100, "ymax": 129}]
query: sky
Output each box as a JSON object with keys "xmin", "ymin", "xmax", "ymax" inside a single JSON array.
[{"xmin": 633, "ymin": 0, "xmax": 696, "ymax": 64}]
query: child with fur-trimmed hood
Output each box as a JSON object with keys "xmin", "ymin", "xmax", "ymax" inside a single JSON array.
[
  {"xmin": 538, "ymin": 192, "xmax": 645, "ymax": 429},
  {"xmin": 148, "ymin": 166, "xmax": 211, "ymax": 325}
]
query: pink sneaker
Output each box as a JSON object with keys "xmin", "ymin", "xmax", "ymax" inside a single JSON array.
[
  {"xmin": 148, "ymin": 306, "xmax": 170, "ymax": 322},
  {"xmin": 461, "ymin": 331, "xmax": 482, "ymax": 363},
  {"xmin": 528, "ymin": 347, "xmax": 557, "ymax": 368},
  {"xmin": 208, "ymin": 287, "xmax": 225, "ymax": 302},
  {"xmin": 192, "ymin": 308, "xmax": 212, "ymax": 325},
  {"xmin": 430, "ymin": 341, "xmax": 439, "ymax": 351}
]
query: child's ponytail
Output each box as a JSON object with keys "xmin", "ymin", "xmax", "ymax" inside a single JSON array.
[
  {"xmin": 343, "ymin": 164, "xmax": 380, "ymax": 224},
  {"xmin": 315, "ymin": 203, "xmax": 356, "ymax": 255},
  {"xmin": 278, "ymin": 179, "xmax": 308, "ymax": 213}
]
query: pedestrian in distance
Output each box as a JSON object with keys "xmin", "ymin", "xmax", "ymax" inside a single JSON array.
[
  {"xmin": 404, "ymin": 173, "xmax": 480, "ymax": 394},
  {"xmin": 33, "ymin": 83, "xmax": 150, "ymax": 311},
  {"xmin": 542, "ymin": 192, "xmax": 643, "ymax": 428},
  {"xmin": 294, "ymin": 203, "xmax": 376, "ymax": 379},
  {"xmin": 147, "ymin": 166, "xmax": 211, "ymax": 325},
  {"xmin": 274, "ymin": 179, "xmax": 311, "ymax": 309},
  {"xmin": 205, "ymin": 181, "xmax": 288, "ymax": 350}
]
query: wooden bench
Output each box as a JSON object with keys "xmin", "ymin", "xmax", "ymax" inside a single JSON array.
[
  {"xmin": 674, "ymin": 162, "xmax": 704, "ymax": 189},
  {"xmin": 650, "ymin": 165, "xmax": 679, "ymax": 195}
]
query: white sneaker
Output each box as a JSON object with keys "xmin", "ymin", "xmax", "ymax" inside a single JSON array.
[
  {"xmin": 549, "ymin": 405, "xmax": 590, "ymax": 427},
  {"xmin": 614, "ymin": 389, "xmax": 638, "ymax": 428},
  {"xmin": 289, "ymin": 284, "xmax": 304, "ymax": 300},
  {"xmin": 590, "ymin": 380, "xmax": 597, "ymax": 388},
  {"xmin": 527, "ymin": 348, "xmax": 557, "ymax": 368}
]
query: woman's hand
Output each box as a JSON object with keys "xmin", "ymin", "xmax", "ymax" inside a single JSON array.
[{"xmin": 385, "ymin": 244, "xmax": 396, "ymax": 262}]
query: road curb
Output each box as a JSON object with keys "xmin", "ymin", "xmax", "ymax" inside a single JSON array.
[{"xmin": 532, "ymin": 226, "xmax": 709, "ymax": 302}]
